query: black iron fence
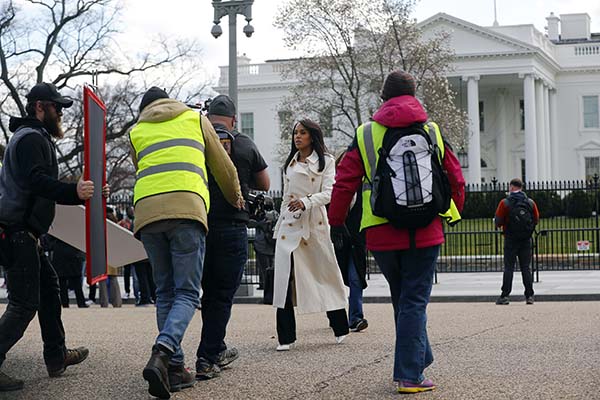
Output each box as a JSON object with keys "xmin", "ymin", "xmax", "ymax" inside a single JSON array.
[{"xmin": 109, "ymin": 177, "xmax": 600, "ymax": 285}]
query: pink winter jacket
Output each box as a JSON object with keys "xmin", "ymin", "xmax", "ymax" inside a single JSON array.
[{"xmin": 328, "ymin": 95, "xmax": 465, "ymax": 251}]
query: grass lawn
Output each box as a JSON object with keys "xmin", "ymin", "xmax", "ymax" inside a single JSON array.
[{"xmin": 442, "ymin": 217, "xmax": 600, "ymax": 256}]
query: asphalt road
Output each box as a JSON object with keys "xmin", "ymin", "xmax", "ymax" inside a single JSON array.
[{"xmin": 0, "ymin": 302, "xmax": 599, "ymax": 400}]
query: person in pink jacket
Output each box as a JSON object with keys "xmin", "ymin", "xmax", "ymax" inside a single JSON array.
[{"xmin": 328, "ymin": 71, "xmax": 465, "ymax": 394}]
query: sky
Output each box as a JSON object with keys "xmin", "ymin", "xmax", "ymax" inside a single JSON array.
[{"xmin": 119, "ymin": 0, "xmax": 600, "ymax": 88}]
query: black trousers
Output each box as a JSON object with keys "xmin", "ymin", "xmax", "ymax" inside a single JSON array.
[
  {"xmin": 501, "ymin": 237, "xmax": 534, "ymax": 298},
  {"xmin": 123, "ymin": 265, "xmax": 132, "ymax": 294},
  {"xmin": 135, "ymin": 260, "xmax": 156, "ymax": 304},
  {"xmin": 58, "ymin": 276, "xmax": 86, "ymax": 307},
  {"xmin": 255, "ymin": 251, "xmax": 273, "ymax": 289},
  {"xmin": 0, "ymin": 231, "xmax": 66, "ymax": 367},
  {"xmin": 276, "ymin": 265, "xmax": 349, "ymax": 345}
]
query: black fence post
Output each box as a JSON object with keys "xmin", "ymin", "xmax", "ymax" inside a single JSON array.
[{"xmin": 595, "ymin": 174, "xmax": 599, "ymax": 258}]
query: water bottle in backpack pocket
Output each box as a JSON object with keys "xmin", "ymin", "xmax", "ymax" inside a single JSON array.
[{"xmin": 371, "ymin": 123, "xmax": 451, "ymax": 230}]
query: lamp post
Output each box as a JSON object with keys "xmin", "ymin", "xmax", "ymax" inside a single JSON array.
[{"xmin": 211, "ymin": 0, "xmax": 254, "ymax": 108}]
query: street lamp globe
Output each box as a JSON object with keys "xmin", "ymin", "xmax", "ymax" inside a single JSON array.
[
  {"xmin": 243, "ymin": 23, "xmax": 254, "ymax": 38},
  {"xmin": 211, "ymin": 24, "xmax": 223, "ymax": 39}
]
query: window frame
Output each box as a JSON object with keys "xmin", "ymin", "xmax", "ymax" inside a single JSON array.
[
  {"xmin": 240, "ymin": 112, "xmax": 254, "ymax": 139},
  {"xmin": 581, "ymin": 94, "xmax": 600, "ymax": 131}
]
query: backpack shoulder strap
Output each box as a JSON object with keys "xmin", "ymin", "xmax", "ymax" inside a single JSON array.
[{"xmin": 425, "ymin": 122, "xmax": 445, "ymax": 163}]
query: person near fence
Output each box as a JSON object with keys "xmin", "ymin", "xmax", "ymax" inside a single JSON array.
[
  {"xmin": 130, "ymin": 87, "xmax": 243, "ymax": 398},
  {"xmin": 273, "ymin": 119, "xmax": 349, "ymax": 352},
  {"xmin": 0, "ymin": 82, "xmax": 109, "ymax": 392},
  {"xmin": 51, "ymin": 237, "xmax": 88, "ymax": 308},
  {"xmin": 328, "ymin": 70, "xmax": 464, "ymax": 393},
  {"xmin": 253, "ymin": 197, "xmax": 279, "ymax": 304},
  {"xmin": 332, "ymin": 152, "xmax": 369, "ymax": 333},
  {"xmin": 194, "ymin": 94, "xmax": 269, "ymax": 380},
  {"xmin": 494, "ymin": 178, "xmax": 539, "ymax": 305}
]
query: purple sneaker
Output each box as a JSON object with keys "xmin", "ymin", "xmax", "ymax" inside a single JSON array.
[{"xmin": 397, "ymin": 378, "xmax": 436, "ymax": 393}]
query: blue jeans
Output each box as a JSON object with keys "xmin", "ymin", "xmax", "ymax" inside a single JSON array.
[
  {"xmin": 372, "ymin": 245, "xmax": 439, "ymax": 383},
  {"xmin": 141, "ymin": 221, "xmax": 205, "ymax": 366},
  {"xmin": 196, "ymin": 223, "xmax": 247, "ymax": 365},
  {"xmin": 347, "ymin": 257, "xmax": 364, "ymax": 325}
]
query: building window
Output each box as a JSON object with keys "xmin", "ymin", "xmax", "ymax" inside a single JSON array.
[
  {"xmin": 585, "ymin": 156, "xmax": 600, "ymax": 181},
  {"xmin": 583, "ymin": 95, "xmax": 599, "ymax": 128},
  {"xmin": 519, "ymin": 99, "xmax": 525, "ymax": 131},
  {"xmin": 521, "ymin": 159, "xmax": 526, "ymax": 183},
  {"xmin": 278, "ymin": 110, "xmax": 293, "ymax": 140},
  {"xmin": 479, "ymin": 101, "xmax": 484, "ymax": 132},
  {"xmin": 240, "ymin": 112, "xmax": 254, "ymax": 139}
]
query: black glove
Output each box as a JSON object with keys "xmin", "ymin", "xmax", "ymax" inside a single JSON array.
[{"xmin": 330, "ymin": 225, "xmax": 351, "ymax": 251}]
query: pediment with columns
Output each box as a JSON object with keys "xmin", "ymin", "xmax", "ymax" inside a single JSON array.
[
  {"xmin": 575, "ymin": 140, "xmax": 600, "ymax": 151},
  {"xmin": 418, "ymin": 13, "xmax": 536, "ymax": 58}
]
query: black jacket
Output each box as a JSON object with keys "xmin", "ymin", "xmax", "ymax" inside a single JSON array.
[{"xmin": 0, "ymin": 116, "xmax": 81, "ymax": 236}]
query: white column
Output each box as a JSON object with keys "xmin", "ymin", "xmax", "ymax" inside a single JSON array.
[
  {"xmin": 543, "ymin": 84, "xmax": 551, "ymax": 178},
  {"xmin": 466, "ymin": 75, "xmax": 481, "ymax": 184},
  {"xmin": 549, "ymin": 89, "xmax": 559, "ymax": 180},
  {"xmin": 522, "ymin": 73, "xmax": 538, "ymax": 182},
  {"xmin": 535, "ymin": 79, "xmax": 546, "ymax": 181},
  {"xmin": 495, "ymin": 89, "xmax": 507, "ymax": 182}
]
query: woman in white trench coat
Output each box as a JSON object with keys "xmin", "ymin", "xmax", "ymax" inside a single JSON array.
[{"xmin": 273, "ymin": 119, "xmax": 349, "ymax": 351}]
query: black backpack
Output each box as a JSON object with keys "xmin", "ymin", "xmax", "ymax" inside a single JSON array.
[
  {"xmin": 505, "ymin": 195, "xmax": 535, "ymax": 239},
  {"xmin": 370, "ymin": 122, "xmax": 451, "ymax": 231}
]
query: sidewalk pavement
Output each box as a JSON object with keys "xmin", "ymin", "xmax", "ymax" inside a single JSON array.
[
  {"xmin": 0, "ymin": 302, "xmax": 598, "ymax": 400},
  {"xmin": 2, "ymin": 270, "xmax": 600, "ymax": 304}
]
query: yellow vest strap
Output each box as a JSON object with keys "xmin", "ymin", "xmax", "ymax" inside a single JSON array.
[
  {"xmin": 137, "ymin": 138, "xmax": 205, "ymax": 162},
  {"xmin": 363, "ymin": 122, "xmax": 377, "ymax": 183},
  {"xmin": 137, "ymin": 162, "xmax": 208, "ymax": 186}
]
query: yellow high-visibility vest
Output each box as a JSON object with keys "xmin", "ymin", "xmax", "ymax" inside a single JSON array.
[
  {"xmin": 130, "ymin": 110, "xmax": 210, "ymax": 209},
  {"xmin": 356, "ymin": 120, "xmax": 461, "ymax": 230}
]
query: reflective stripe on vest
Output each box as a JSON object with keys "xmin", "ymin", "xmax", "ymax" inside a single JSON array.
[
  {"xmin": 130, "ymin": 110, "xmax": 210, "ymax": 209},
  {"xmin": 356, "ymin": 120, "xmax": 461, "ymax": 230}
]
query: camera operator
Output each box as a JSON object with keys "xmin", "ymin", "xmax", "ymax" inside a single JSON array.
[
  {"xmin": 250, "ymin": 194, "xmax": 278, "ymax": 304},
  {"xmin": 195, "ymin": 95, "xmax": 269, "ymax": 380}
]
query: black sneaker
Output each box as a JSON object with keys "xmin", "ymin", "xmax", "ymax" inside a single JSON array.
[
  {"xmin": 195, "ymin": 358, "xmax": 220, "ymax": 381},
  {"xmin": 350, "ymin": 318, "xmax": 369, "ymax": 333},
  {"xmin": 216, "ymin": 347, "xmax": 239, "ymax": 368},
  {"xmin": 526, "ymin": 297, "xmax": 534, "ymax": 305},
  {"xmin": 495, "ymin": 296, "xmax": 510, "ymax": 305},
  {"xmin": 0, "ymin": 371, "xmax": 24, "ymax": 392},
  {"xmin": 168, "ymin": 364, "xmax": 195, "ymax": 392},
  {"xmin": 47, "ymin": 347, "xmax": 89, "ymax": 377}
]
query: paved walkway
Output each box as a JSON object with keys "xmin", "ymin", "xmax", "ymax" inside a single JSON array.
[
  {"xmin": 2, "ymin": 270, "xmax": 600, "ymax": 304},
  {"xmin": 0, "ymin": 302, "xmax": 598, "ymax": 400}
]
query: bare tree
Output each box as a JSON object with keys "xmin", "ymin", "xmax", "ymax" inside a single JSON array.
[
  {"xmin": 274, "ymin": 0, "xmax": 467, "ymax": 156},
  {"xmin": 0, "ymin": 0, "xmax": 210, "ymax": 194}
]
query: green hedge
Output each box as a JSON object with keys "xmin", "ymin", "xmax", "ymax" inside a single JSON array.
[{"xmin": 564, "ymin": 190, "xmax": 596, "ymax": 218}]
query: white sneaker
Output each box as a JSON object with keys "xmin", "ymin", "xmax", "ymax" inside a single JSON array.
[
  {"xmin": 85, "ymin": 300, "xmax": 93, "ymax": 306},
  {"xmin": 276, "ymin": 342, "xmax": 294, "ymax": 351},
  {"xmin": 123, "ymin": 293, "xmax": 130, "ymax": 299},
  {"xmin": 335, "ymin": 335, "xmax": 347, "ymax": 344}
]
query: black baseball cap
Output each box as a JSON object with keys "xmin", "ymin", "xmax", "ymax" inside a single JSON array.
[
  {"xmin": 208, "ymin": 94, "xmax": 236, "ymax": 117},
  {"xmin": 26, "ymin": 82, "xmax": 74, "ymax": 108}
]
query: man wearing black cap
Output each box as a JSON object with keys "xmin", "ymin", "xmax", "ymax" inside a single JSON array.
[
  {"xmin": 130, "ymin": 88, "xmax": 243, "ymax": 398},
  {"xmin": 0, "ymin": 82, "xmax": 108, "ymax": 391},
  {"xmin": 194, "ymin": 94, "xmax": 269, "ymax": 380}
]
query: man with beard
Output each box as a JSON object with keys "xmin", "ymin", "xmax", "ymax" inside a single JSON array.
[{"xmin": 0, "ymin": 82, "xmax": 108, "ymax": 391}]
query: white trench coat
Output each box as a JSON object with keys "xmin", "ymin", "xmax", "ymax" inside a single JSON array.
[{"xmin": 272, "ymin": 151, "xmax": 348, "ymax": 314}]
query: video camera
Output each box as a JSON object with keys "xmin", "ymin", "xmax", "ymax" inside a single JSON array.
[{"xmin": 246, "ymin": 192, "xmax": 274, "ymax": 222}]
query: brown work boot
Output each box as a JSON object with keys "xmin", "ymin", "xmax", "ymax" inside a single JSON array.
[
  {"xmin": 168, "ymin": 364, "xmax": 195, "ymax": 392},
  {"xmin": 142, "ymin": 345, "xmax": 171, "ymax": 399},
  {"xmin": 0, "ymin": 370, "xmax": 24, "ymax": 392},
  {"xmin": 47, "ymin": 347, "xmax": 89, "ymax": 377}
]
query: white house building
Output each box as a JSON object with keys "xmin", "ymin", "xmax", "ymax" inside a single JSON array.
[{"xmin": 216, "ymin": 12, "xmax": 600, "ymax": 191}]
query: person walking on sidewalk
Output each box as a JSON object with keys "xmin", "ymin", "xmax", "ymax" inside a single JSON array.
[
  {"xmin": 273, "ymin": 119, "xmax": 349, "ymax": 352},
  {"xmin": 495, "ymin": 178, "xmax": 540, "ymax": 305},
  {"xmin": 328, "ymin": 71, "xmax": 464, "ymax": 394},
  {"xmin": 130, "ymin": 87, "xmax": 243, "ymax": 399},
  {"xmin": 194, "ymin": 94, "xmax": 269, "ymax": 380},
  {"xmin": 0, "ymin": 82, "xmax": 108, "ymax": 392},
  {"xmin": 332, "ymin": 152, "xmax": 369, "ymax": 333}
]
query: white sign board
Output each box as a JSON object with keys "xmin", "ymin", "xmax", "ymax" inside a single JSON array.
[
  {"xmin": 49, "ymin": 205, "xmax": 147, "ymax": 267},
  {"xmin": 577, "ymin": 240, "xmax": 590, "ymax": 251}
]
